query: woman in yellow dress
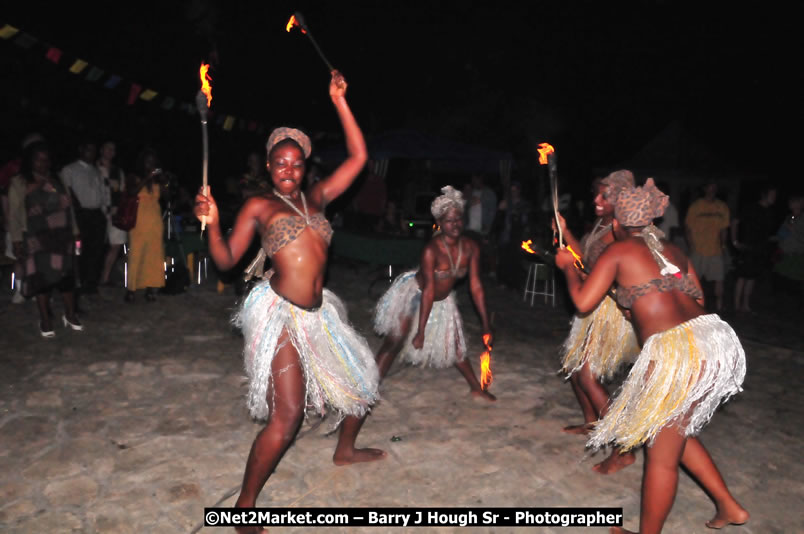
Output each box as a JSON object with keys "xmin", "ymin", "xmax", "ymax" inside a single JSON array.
[{"xmin": 125, "ymin": 148, "xmax": 165, "ymax": 302}]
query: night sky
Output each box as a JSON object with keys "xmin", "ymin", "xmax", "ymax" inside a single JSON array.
[{"xmin": 1, "ymin": 2, "xmax": 791, "ymax": 197}]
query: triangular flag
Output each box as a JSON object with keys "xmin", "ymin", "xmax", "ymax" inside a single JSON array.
[
  {"xmin": 127, "ymin": 83, "xmax": 142, "ymax": 105},
  {"xmin": 85, "ymin": 66, "xmax": 104, "ymax": 81},
  {"xmin": 104, "ymin": 74, "xmax": 121, "ymax": 89},
  {"xmin": 139, "ymin": 89, "xmax": 158, "ymax": 101},
  {"xmin": 0, "ymin": 24, "xmax": 19, "ymax": 39},
  {"xmin": 45, "ymin": 47, "xmax": 62, "ymax": 63},
  {"xmin": 161, "ymin": 96, "xmax": 175, "ymax": 110},
  {"xmin": 69, "ymin": 59, "xmax": 88, "ymax": 74},
  {"xmin": 13, "ymin": 32, "xmax": 37, "ymax": 48},
  {"xmin": 223, "ymin": 116, "xmax": 235, "ymax": 131}
]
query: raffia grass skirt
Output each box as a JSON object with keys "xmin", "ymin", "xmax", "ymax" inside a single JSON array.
[
  {"xmin": 588, "ymin": 314, "xmax": 746, "ymax": 452},
  {"xmin": 373, "ymin": 270, "xmax": 466, "ymax": 368},
  {"xmin": 233, "ymin": 280, "xmax": 380, "ymax": 423},
  {"xmin": 560, "ymin": 295, "xmax": 639, "ymax": 380}
]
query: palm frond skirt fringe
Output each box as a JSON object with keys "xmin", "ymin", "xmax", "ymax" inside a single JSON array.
[
  {"xmin": 233, "ymin": 281, "xmax": 380, "ymax": 423},
  {"xmin": 560, "ymin": 294, "xmax": 639, "ymax": 380},
  {"xmin": 588, "ymin": 314, "xmax": 746, "ymax": 452},
  {"xmin": 373, "ymin": 270, "xmax": 466, "ymax": 368}
]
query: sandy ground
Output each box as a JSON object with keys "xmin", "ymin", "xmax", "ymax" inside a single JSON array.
[{"xmin": 0, "ymin": 259, "xmax": 802, "ymax": 533}]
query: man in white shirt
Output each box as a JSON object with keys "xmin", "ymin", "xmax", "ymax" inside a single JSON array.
[{"xmin": 61, "ymin": 141, "xmax": 106, "ymax": 295}]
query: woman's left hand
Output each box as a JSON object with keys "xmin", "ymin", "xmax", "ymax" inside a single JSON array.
[
  {"xmin": 411, "ymin": 331, "xmax": 425, "ymax": 350},
  {"xmin": 329, "ymin": 70, "xmax": 347, "ymax": 99},
  {"xmin": 483, "ymin": 331, "xmax": 494, "ymax": 348}
]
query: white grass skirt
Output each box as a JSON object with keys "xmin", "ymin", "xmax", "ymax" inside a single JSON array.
[
  {"xmin": 373, "ymin": 270, "xmax": 466, "ymax": 368},
  {"xmin": 233, "ymin": 280, "xmax": 380, "ymax": 423}
]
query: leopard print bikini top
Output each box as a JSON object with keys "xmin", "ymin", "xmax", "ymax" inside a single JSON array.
[
  {"xmin": 261, "ymin": 214, "xmax": 333, "ymax": 258},
  {"xmin": 616, "ymin": 273, "xmax": 702, "ymax": 309},
  {"xmin": 261, "ymin": 191, "xmax": 333, "ymax": 258}
]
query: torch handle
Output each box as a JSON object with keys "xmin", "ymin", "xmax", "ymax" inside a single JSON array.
[
  {"xmin": 200, "ymin": 119, "xmax": 209, "ymax": 233},
  {"xmin": 301, "ymin": 26, "xmax": 335, "ymax": 72}
]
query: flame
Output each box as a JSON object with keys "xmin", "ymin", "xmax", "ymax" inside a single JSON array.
[
  {"xmin": 521, "ymin": 239, "xmax": 537, "ymax": 254},
  {"xmin": 480, "ymin": 333, "xmax": 493, "ymax": 390},
  {"xmin": 537, "ymin": 142, "xmax": 555, "ymax": 165},
  {"xmin": 286, "ymin": 14, "xmax": 306, "ymax": 34},
  {"xmin": 199, "ymin": 63, "xmax": 212, "ymax": 107},
  {"xmin": 566, "ymin": 245, "xmax": 585, "ymax": 270}
]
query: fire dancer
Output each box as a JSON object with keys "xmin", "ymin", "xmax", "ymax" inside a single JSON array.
[
  {"xmin": 334, "ymin": 185, "xmax": 495, "ymax": 466},
  {"xmin": 554, "ymin": 179, "xmax": 748, "ymax": 534},
  {"xmin": 193, "ymin": 71, "xmax": 380, "ymax": 526},
  {"xmin": 554, "ymin": 170, "xmax": 639, "ymax": 475}
]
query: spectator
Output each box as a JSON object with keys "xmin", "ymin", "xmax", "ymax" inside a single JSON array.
[
  {"xmin": 496, "ymin": 180, "xmax": 533, "ymax": 289},
  {"xmin": 239, "ymin": 151, "xmax": 270, "ymax": 199},
  {"xmin": 352, "ymin": 164, "xmax": 387, "ymax": 231},
  {"xmin": 1, "ymin": 133, "xmax": 44, "ymax": 303},
  {"xmin": 8, "ymin": 142, "xmax": 82, "ymax": 336},
  {"xmin": 655, "ymin": 180, "xmax": 682, "ymax": 249},
  {"xmin": 463, "ymin": 173, "xmax": 498, "ymax": 276},
  {"xmin": 124, "ymin": 148, "xmax": 166, "ymax": 303},
  {"xmin": 685, "ymin": 182, "xmax": 730, "ymax": 311},
  {"xmin": 374, "ymin": 199, "xmax": 405, "ymax": 236},
  {"xmin": 731, "ymin": 186, "xmax": 777, "ymax": 312},
  {"xmin": 61, "ymin": 139, "xmax": 106, "ymax": 295},
  {"xmin": 772, "ymin": 194, "xmax": 804, "ymax": 305},
  {"xmin": 97, "ymin": 140, "xmax": 127, "ymax": 286}
]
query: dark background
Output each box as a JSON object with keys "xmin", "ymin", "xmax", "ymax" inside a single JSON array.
[{"xmin": 0, "ymin": 2, "xmax": 793, "ymax": 202}]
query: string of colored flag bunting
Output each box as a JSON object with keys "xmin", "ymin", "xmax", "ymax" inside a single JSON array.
[{"xmin": 0, "ymin": 22, "xmax": 266, "ymax": 135}]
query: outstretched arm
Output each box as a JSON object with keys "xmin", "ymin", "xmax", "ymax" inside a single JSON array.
[
  {"xmin": 412, "ymin": 246, "xmax": 436, "ymax": 350},
  {"xmin": 467, "ymin": 240, "xmax": 492, "ymax": 343},
  {"xmin": 194, "ymin": 186, "xmax": 260, "ymax": 271},
  {"xmin": 309, "ymin": 70, "xmax": 367, "ymax": 207},
  {"xmin": 556, "ymin": 246, "xmax": 618, "ymax": 313}
]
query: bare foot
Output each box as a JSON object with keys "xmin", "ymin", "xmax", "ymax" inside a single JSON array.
[
  {"xmin": 471, "ymin": 389, "xmax": 497, "ymax": 402},
  {"xmin": 562, "ymin": 422, "xmax": 594, "ymax": 435},
  {"xmin": 333, "ymin": 447, "xmax": 387, "ymax": 466},
  {"xmin": 609, "ymin": 527, "xmax": 637, "ymax": 534},
  {"xmin": 706, "ymin": 505, "xmax": 749, "ymax": 529},
  {"xmin": 593, "ymin": 449, "xmax": 636, "ymax": 475}
]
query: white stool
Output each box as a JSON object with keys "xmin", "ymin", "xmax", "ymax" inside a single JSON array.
[{"xmin": 523, "ymin": 262, "xmax": 555, "ymax": 307}]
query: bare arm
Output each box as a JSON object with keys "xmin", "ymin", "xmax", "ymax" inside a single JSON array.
[
  {"xmin": 309, "ymin": 71, "xmax": 367, "ymax": 208},
  {"xmin": 412, "ymin": 246, "xmax": 436, "ymax": 349},
  {"xmin": 556, "ymin": 245, "xmax": 618, "ymax": 314},
  {"xmin": 194, "ymin": 187, "xmax": 261, "ymax": 271},
  {"xmin": 467, "ymin": 240, "xmax": 491, "ymax": 340}
]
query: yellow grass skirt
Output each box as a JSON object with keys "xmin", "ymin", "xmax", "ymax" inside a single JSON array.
[
  {"xmin": 560, "ymin": 295, "xmax": 639, "ymax": 380},
  {"xmin": 588, "ymin": 314, "xmax": 746, "ymax": 451}
]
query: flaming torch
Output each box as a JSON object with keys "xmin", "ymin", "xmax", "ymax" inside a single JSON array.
[
  {"xmin": 196, "ymin": 63, "xmax": 213, "ymax": 234},
  {"xmin": 480, "ymin": 333, "xmax": 493, "ymax": 391},
  {"xmin": 522, "ymin": 239, "xmax": 585, "ymax": 271},
  {"xmin": 537, "ymin": 143, "xmax": 562, "ymax": 248},
  {"xmin": 286, "ymin": 12, "xmax": 335, "ymax": 73}
]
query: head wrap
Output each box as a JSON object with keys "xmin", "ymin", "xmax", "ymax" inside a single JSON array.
[
  {"xmin": 431, "ymin": 185, "xmax": 465, "ymax": 219},
  {"xmin": 601, "ymin": 169, "xmax": 635, "ymax": 201},
  {"xmin": 614, "ymin": 178, "xmax": 669, "ymax": 227},
  {"xmin": 266, "ymin": 127, "xmax": 312, "ymax": 159}
]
